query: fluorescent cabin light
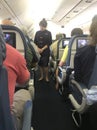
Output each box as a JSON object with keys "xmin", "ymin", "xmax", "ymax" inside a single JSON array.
[{"xmin": 26, "ymin": 0, "xmax": 63, "ymax": 21}]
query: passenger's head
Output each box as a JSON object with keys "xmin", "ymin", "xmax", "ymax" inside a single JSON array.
[
  {"xmin": 1, "ymin": 18, "xmax": 15, "ymax": 25},
  {"xmin": 39, "ymin": 18, "xmax": 47, "ymax": 31},
  {"xmin": 56, "ymin": 33, "xmax": 66, "ymax": 40},
  {"xmin": 62, "ymin": 33, "xmax": 66, "ymax": 38},
  {"xmin": 71, "ymin": 28, "xmax": 83, "ymax": 36},
  {"xmin": 90, "ymin": 15, "xmax": 97, "ymax": 45}
]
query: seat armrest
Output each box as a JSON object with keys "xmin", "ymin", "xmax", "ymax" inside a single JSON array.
[
  {"xmin": 57, "ymin": 66, "xmax": 66, "ymax": 84},
  {"xmin": 69, "ymin": 71, "xmax": 74, "ymax": 80},
  {"xmin": 70, "ymin": 79, "xmax": 87, "ymax": 98},
  {"xmin": 69, "ymin": 79, "xmax": 89, "ymax": 113}
]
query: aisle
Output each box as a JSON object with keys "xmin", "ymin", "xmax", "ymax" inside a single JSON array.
[{"xmin": 32, "ymin": 71, "xmax": 77, "ymax": 130}]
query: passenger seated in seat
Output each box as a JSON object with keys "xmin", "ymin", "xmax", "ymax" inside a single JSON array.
[
  {"xmin": 56, "ymin": 28, "xmax": 83, "ymax": 90},
  {"xmin": 74, "ymin": 16, "xmax": 97, "ymax": 86},
  {"xmin": 56, "ymin": 33, "xmax": 66, "ymax": 40},
  {"xmin": 74, "ymin": 15, "xmax": 97, "ymax": 130},
  {"xmin": 1, "ymin": 18, "xmax": 15, "ymax": 25},
  {"xmin": 50, "ymin": 33, "xmax": 66, "ymax": 59},
  {"xmin": 3, "ymin": 44, "xmax": 30, "ymax": 130},
  {"xmin": 12, "ymin": 89, "xmax": 32, "ymax": 130},
  {"xmin": 59, "ymin": 28, "xmax": 83, "ymax": 66}
]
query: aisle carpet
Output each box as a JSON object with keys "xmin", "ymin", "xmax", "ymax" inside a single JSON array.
[{"xmin": 31, "ymin": 71, "xmax": 77, "ymax": 130}]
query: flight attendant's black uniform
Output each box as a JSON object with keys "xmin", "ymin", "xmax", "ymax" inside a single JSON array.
[{"xmin": 34, "ymin": 30, "xmax": 52, "ymax": 67}]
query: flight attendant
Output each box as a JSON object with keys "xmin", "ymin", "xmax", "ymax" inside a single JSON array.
[{"xmin": 34, "ymin": 18, "xmax": 52, "ymax": 82}]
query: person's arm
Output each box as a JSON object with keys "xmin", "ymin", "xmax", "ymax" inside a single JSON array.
[
  {"xmin": 34, "ymin": 32, "xmax": 39, "ymax": 49},
  {"xmin": 48, "ymin": 32, "xmax": 52, "ymax": 46},
  {"xmin": 34, "ymin": 32, "xmax": 43, "ymax": 53},
  {"xmin": 42, "ymin": 31, "xmax": 52, "ymax": 52},
  {"xmin": 34, "ymin": 32, "xmax": 38, "ymax": 45},
  {"xmin": 42, "ymin": 45, "xmax": 48, "ymax": 51},
  {"xmin": 16, "ymin": 55, "xmax": 30, "ymax": 85},
  {"xmin": 59, "ymin": 45, "xmax": 68, "ymax": 67}
]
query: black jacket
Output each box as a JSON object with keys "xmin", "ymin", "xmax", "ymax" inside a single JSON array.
[
  {"xmin": 34, "ymin": 30, "xmax": 52, "ymax": 56},
  {"xmin": 74, "ymin": 45, "xmax": 96, "ymax": 86}
]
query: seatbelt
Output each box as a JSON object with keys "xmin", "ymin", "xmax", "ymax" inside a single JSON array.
[{"xmin": 88, "ymin": 45, "xmax": 97, "ymax": 88}]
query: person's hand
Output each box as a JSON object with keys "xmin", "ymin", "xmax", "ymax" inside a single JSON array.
[
  {"xmin": 38, "ymin": 48, "xmax": 43, "ymax": 54},
  {"xmin": 41, "ymin": 45, "xmax": 48, "ymax": 52}
]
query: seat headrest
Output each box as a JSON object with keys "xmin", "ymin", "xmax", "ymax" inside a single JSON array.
[{"xmin": 0, "ymin": 26, "xmax": 6, "ymax": 66}]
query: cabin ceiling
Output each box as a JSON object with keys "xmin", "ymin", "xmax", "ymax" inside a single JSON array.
[
  {"xmin": 0, "ymin": 0, "xmax": 63, "ymax": 28},
  {"xmin": 0, "ymin": 0, "xmax": 97, "ymax": 29},
  {"xmin": 52, "ymin": 0, "xmax": 97, "ymax": 25}
]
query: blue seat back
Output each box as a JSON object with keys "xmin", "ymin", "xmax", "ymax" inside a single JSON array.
[
  {"xmin": 0, "ymin": 66, "xmax": 15, "ymax": 130},
  {"xmin": 66, "ymin": 35, "xmax": 89, "ymax": 67},
  {"xmin": 0, "ymin": 25, "xmax": 15, "ymax": 130},
  {"xmin": 56, "ymin": 38, "xmax": 70, "ymax": 61},
  {"xmin": 1, "ymin": 25, "xmax": 40, "ymax": 71}
]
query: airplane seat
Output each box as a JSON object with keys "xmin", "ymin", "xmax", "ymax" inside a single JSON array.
[
  {"xmin": 69, "ymin": 45, "xmax": 97, "ymax": 112},
  {"xmin": 50, "ymin": 39, "xmax": 58, "ymax": 59},
  {"xmin": 49, "ymin": 38, "xmax": 70, "ymax": 78},
  {"xmin": 25, "ymin": 35, "xmax": 40, "ymax": 71},
  {"xmin": 50, "ymin": 40, "xmax": 59, "ymax": 63},
  {"xmin": 1, "ymin": 25, "xmax": 26, "ymax": 57},
  {"xmin": 57, "ymin": 38, "xmax": 70, "ymax": 63},
  {"xmin": 1, "ymin": 25, "xmax": 34, "ymax": 129},
  {"xmin": 57, "ymin": 36, "xmax": 75, "ymax": 87},
  {"xmin": 1, "ymin": 25, "xmax": 40, "ymax": 70},
  {"xmin": 49, "ymin": 39, "xmax": 61, "ymax": 78},
  {"xmin": 0, "ymin": 25, "xmax": 15, "ymax": 130},
  {"xmin": 57, "ymin": 35, "xmax": 89, "ymax": 96},
  {"xmin": 62, "ymin": 35, "xmax": 97, "ymax": 127},
  {"xmin": 67, "ymin": 35, "xmax": 90, "ymax": 112},
  {"xmin": 0, "ymin": 66, "xmax": 16, "ymax": 130},
  {"xmin": 58, "ymin": 40, "xmax": 64, "ymax": 60},
  {"xmin": 1, "ymin": 25, "xmax": 39, "ymax": 87}
]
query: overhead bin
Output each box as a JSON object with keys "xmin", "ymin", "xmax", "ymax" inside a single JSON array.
[{"xmin": 52, "ymin": 0, "xmax": 97, "ymax": 25}]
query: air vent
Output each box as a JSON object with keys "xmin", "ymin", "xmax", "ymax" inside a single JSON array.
[
  {"xmin": 61, "ymin": 25, "xmax": 64, "ymax": 28},
  {"xmin": 66, "ymin": 16, "xmax": 70, "ymax": 19},
  {"xmin": 7, "ymin": 17, "xmax": 11, "ymax": 20},
  {"xmin": 73, "ymin": 10, "xmax": 79, "ymax": 13},
  {"xmin": 85, "ymin": 0, "xmax": 92, "ymax": 3}
]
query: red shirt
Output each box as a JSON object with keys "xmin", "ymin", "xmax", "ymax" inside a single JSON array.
[{"xmin": 3, "ymin": 44, "xmax": 30, "ymax": 109}]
